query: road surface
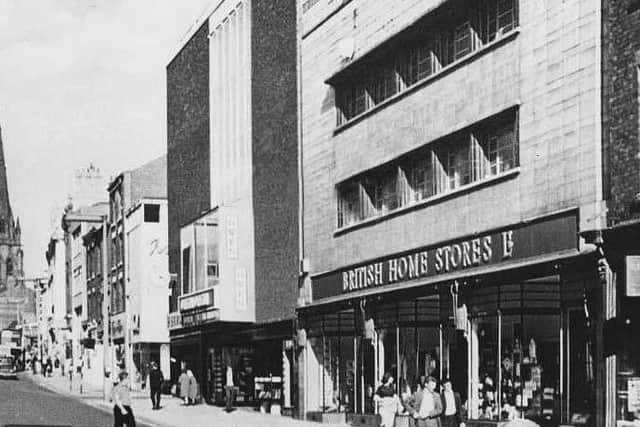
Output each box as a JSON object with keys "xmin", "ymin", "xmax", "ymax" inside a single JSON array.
[{"xmin": 0, "ymin": 375, "xmax": 151, "ymax": 427}]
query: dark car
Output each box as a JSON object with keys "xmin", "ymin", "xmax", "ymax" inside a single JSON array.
[{"xmin": 0, "ymin": 355, "xmax": 17, "ymax": 379}]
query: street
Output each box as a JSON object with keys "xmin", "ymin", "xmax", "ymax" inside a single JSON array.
[{"xmin": 0, "ymin": 374, "xmax": 151, "ymax": 427}]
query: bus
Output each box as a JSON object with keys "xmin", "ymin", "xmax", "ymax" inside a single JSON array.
[{"xmin": 0, "ymin": 344, "xmax": 16, "ymax": 379}]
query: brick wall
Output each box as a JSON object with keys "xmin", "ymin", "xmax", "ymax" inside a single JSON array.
[
  {"xmin": 166, "ymin": 22, "xmax": 210, "ymax": 311},
  {"xmin": 251, "ymin": 0, "xmax": 299, "ymax": 323},
  {"xmin": 301, "ymin": 0, "xmax": 603, "ymax": 277},
  {"xmin": 602, "ymin": 0, "xmax": 640, "ymax": 223},
  {"xmin": 130, "ymin": 155, "xmax": 167, "ymax": 204}
]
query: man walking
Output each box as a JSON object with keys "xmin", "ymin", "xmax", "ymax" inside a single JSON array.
[
  {"xmin": 149, "ymin": 361, "xmax": 164, "ymax": 410},
  {"xmin": 440, "ymin": 378, "xmax": 462, "ymax": 427},
  {"xmin": 414, "ymin": 376, "xmax": 442, "ymax": 427}
]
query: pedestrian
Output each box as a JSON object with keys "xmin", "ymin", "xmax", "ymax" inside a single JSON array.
[
  {"xmin": 112, "ymin": 371, "xmax": 136, "ymax": 427},
  {"xmin": 414, "ymin": 376, "xmax": 442, "ymax": 427},
  {"xmin": 46, "ymin": 356, "xmax": 52, "ymax": 377},
  {"xmin": 374, "ymin": 372, "xmax": 399, "ymax": 427},
  {"xmin": 148, "ymin": 361, "xmax": 164, "ymax": 410},
  {"xmin": 224, "ymin": 365, "xmax": 236, "ymax": 412},
  {"xmin": 187, "ymin": 369, "xmax": 199, "ymax": 405},
  {"xmin": 440, "ymin": 378, "xmax": 462, "ymax": 427},
  {"xmin": 178, "ymin": 367, "xmax": 190, "ymax": 405}
]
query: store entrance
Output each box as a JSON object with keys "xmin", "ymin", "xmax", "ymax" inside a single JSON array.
[{"xmin": 206, "ymin": 340, "xmax": 284, "ymax": 407}]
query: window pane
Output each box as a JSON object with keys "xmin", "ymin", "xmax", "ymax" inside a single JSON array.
[
  {"xmin": 338, "ymin": 183, "xmax": 361, "ymax": 228},
  {"xmin": 406, "ymin": 152, "xmax": 434, "ymax": 202},
  {"xmin": 182, "ymin": 247, "xmax": 190, "ymax": 294},
  {"xmin": 443, "ymin": 136, "xmax": 471, "ymax": 190},
  {"xmin": 501, "ymin": 314, "xmax": 561, "ymax": 423},
  {"xmin": 454, "ymin": 20, "xmax": 472, "ymax": 60},
  {"xmin": 363, "ymin": 168, "xmax": 399, "ymax": 217},
  {"xmin": 206, "ymin": 224, "xmax": 219, "ymax": 287},
  {"xmin": 474, "ymin": 316, "xmax": 499, "ymax": 420},
  {"xmin": 144, "ymin": 204, "xmax": 160, "ymax": 223},
  {"xmin": 194, "ymin": 224, "xmax": 206, "ymax": 291}
]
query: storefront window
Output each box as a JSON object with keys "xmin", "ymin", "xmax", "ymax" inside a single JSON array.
[
  {"xmin": 376, "ymin": 327, "xmax": 397, "ymax": 391},
  {"xmin": 470, "ymin": 311, "xmax": 561, "ymax": 422},
  {"xmin": 616, "ymin": 301, "xmax": 640, "ymax": 424}
]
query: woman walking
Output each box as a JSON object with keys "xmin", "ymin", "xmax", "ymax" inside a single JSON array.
[
  {"xmin": 187, "ymin": 369, "xmax": 199, "ymax": 405},
  {"xmin": 112, "ymin": 371, "xmax": 136, "ymax": 427},
  {"xmin": 178, "ymin": 368, "xmax": 190, "ymax": 405}
]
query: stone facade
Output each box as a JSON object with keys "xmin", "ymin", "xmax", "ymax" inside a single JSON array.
[{"xmin": 300, "ymin": 0, "xmax": 605, "ymax": 277}]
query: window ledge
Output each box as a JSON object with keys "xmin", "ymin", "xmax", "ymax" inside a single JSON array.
[
  {"xmin": 333, "ymin": 28, "xmax": 520, "ymax": 135},
  {"xmin": 334, "ymin": 167, "xmax": 520, "ymax": 236}
]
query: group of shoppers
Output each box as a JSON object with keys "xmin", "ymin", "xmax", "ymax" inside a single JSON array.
[
  {"xmin": 375, "ymin": 373, "xmax": 463, "ymax": 427},
  {"xmin": 178, "ymin": 367, "xmax": 199, "ymax": 406}
]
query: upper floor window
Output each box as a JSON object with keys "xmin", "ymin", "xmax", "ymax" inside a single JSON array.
[
  {"xmin": 181, "ymin": 211, "xmax": 219, "ymax": 295},
  {"xmin": 144, "ymin": 204, "xmax": 160, "ymax": 223},
  {"xmin": 334, "ymin": 0, "xmax": 518, "ymax": 127},
  {"xmin": 336, "ymin": 108, "xmax": 518, "ymax": 229}
]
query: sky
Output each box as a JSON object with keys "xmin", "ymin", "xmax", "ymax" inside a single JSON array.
[{"xmin": 0, "ymin": 0, "xmax": 211, "ymax": 278}]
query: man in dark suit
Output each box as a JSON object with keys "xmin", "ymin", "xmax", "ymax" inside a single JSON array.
[{"xmin": 440, "ymin": 378, "xmax": 462, "ymax": 427}]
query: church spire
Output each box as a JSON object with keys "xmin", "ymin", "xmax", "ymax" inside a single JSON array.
[{"xmin": 0, "ymin": 125, "xmax": 13, "ymax": 222}]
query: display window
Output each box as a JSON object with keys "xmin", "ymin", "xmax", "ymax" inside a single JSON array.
[
  {"xmin": 616, "ymin": 299, "xmax": 640, "ymax": 425},
  {"xmin": 304, "ymin": 295, "xmax": 449, "ymax": 415},
  {"xmin": 470, "ymin": 313, "xmax": 560, "ymax": 421},
  {"xmin": 465, "ymin": 273, "xmax": 596, "ymax": 425}
]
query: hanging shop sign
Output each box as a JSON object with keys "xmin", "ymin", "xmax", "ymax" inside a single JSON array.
[
  {"xmin": 625, "ymin": 256, "xmax": 640, "ymax": 297},
  {"xmin": 110, "ymin": 313, "xmax": 125, "ymax": 340},
  {"xmin": 312, "ymin": 210, "xmax": 578, "ymax": 300}
]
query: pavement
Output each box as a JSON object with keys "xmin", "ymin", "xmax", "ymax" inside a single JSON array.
[{"xmin": 25, "ymin": 371, "xmax": 339, "ymax": 427}]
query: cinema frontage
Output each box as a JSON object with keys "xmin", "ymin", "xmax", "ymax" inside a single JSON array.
[{"xmin": 298, "ymin": 209, "xmax": 604, "ymax": 426}]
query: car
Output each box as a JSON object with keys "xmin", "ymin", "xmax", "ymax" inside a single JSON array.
[{"xmin": 0, "ymin": 355, "xmax": 17, "ymax": 379}]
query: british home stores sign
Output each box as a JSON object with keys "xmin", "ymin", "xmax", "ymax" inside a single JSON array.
[{"xmin": 312, "ymin": 211, "xmax": 578, "ymax": 301}]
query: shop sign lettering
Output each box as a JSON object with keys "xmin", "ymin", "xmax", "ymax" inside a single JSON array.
[
  {"xmin": 314, "ymin": 211, "xmax": 578, "ymax": 301},
  {"xmin": 179, "ymin": 288, "xmax": 214, "ymax": 312},
  {"xmin": 182, "ymin": 308, "xmax": 220, "ymax": 328},
  {"xmin": 342, "ymin": 233, "xmax": 513, "ymax": 292}
]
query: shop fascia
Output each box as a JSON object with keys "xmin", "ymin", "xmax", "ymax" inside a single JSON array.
[
  {"xmin": 342, "ymin": 232, "xmax": 513, "ymax": 292},
  {"xmin": 313, "ymin": 209, "xmax": 579, "ymax": 300}
]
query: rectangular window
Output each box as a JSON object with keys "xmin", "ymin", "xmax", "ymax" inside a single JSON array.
[
  {"xmin": 334, "ymin": 0, "xmax": 518, "ymax": 127},
  {"xmin": 206, "ymin": 224, "xmax": 219, "ymax": 288},
  {"xmin": 337, "ymin": 182, "xmax": 361, "ymax": 228},
  {"xmin": 144, "ymin": 204, "xmax": 160, "ymax": 223},
  {"xmin": 454, "ymin": 20, "xmax": 472, "ymax": 60},
  {"xmin": 362, "ymin": 166, "xmax": 399, "ymax": 217},
  {"xmin": 440, "ymin": 135, "xmax": 472, "ymax": 190},
  {"xmin": 368, "ymin": 65, "xmax": 398, "ymax": 106},
  {"xmin": 182, "ymin": 247, "xmax": 191, "ymax": 294},
  {"xmin": 402, "ymin": 151, "xmax": 435, "ymax": 203}
]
